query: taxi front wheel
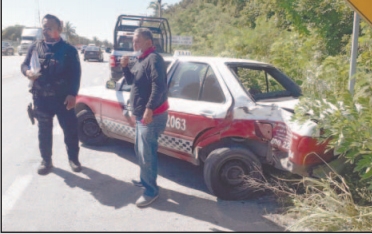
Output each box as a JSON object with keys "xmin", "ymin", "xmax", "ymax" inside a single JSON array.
[
  {"xmin": 203, "ymin": 146, "xmax": 264, "ymax": 200},
  {"xmin": 77, "ymin": 109, "xmax": 108, "ymax": 145}
]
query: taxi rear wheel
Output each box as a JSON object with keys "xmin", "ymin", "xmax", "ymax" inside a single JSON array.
[
  {"xmin": 203, "ymin": 147, "xmax": 264, "ymax": 200},
  {"xmin": 77, "ymin": 109, "xmax": 108, "ymax": 145}
]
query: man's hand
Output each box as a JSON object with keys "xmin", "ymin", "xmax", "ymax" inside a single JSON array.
[
  {"xmin": 64, "ymin": 95, "xmax": 76, "ymax": 110},
  {"xmin": 142, "ymin": 108, "xmax": 153, "ymax": 125},
  {"xmin": 26, "ymin": 70, "xmax": 41, "ymax": 81},
  {"xmin": 120, "ymin": 56, "xmax": 129, "ymax": 68}
]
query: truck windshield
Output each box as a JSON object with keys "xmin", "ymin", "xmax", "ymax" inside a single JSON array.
[
  {"xmin": 21, "ymin": 36, "xmax": 36, "ymax": 41},
  {"xmin": 117, "ymin": 36, "xmax": 133, "ymax": 51}
]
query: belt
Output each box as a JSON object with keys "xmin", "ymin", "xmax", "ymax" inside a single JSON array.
[{"xmin": 31, "ymin": 89, "xmax": 58, "ymax": 97}]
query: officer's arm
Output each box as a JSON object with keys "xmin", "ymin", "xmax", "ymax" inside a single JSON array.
[
  {"xmin": 66, "ymin": 47, "xmax": 81, "ymax": 96},
  {"xmin": 21, "ymin": 44, "xmax": 36, "ymax": 77}
]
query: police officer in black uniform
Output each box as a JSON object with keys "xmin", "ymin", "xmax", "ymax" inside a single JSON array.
[{"xmin": 21, "ymin": 14, "xmax": 82, "ymax": 175}]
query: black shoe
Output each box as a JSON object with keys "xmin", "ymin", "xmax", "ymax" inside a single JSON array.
[
  {"xmin": 37, "ymin": 160, "xmax": 53, "ymax": 175},
  {"xmin": 132, "ymin": 179, "xmax": 144, "ymax": 187},
  {"xmin": 69, "ymin": 159, "xmax": 82, "ymax": 172}
]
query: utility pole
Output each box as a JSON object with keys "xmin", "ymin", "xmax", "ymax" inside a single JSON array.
[
  {"xmin": 348, "ymin": 12, "xmax": 360, "ymax": 96},
  {"xmin": 35, "ymin": 0, "xmax": 41, "ymax": 26},
  {"xmin": 158, "ymin": 0, "xmax": 162, "ymax": 17}
]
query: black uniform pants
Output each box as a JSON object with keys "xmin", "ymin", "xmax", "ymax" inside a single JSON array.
[{"xmin": 33, "ymin": 95, "xmax": 80, "ymax": 162}]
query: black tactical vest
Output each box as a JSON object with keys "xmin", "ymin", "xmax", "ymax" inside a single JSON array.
[{"xmin": 31, "ymin": 40, "xmax": 69, "ymax": 96}]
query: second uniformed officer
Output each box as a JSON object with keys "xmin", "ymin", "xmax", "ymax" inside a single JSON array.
[{"xmin": 21, "ymin": 14, "xmax": 82, "ymax": 175}]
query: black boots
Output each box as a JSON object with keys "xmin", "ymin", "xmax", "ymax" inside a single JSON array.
[
  {"xmin": 69, "ymin": 159, "xmax": 82, "ymax": 172},
  {"xmin": 37, "ymin": 159, "xmax": 82, "ymax": 175},
  {"xmin": 37, "ymin": 160, "xmax": 53, "ymax": 175}
]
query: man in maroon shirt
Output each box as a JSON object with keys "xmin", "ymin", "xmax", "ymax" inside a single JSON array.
[{"xmin": 120, "ymin": 28, "xmax": 168, "ymax": 207}]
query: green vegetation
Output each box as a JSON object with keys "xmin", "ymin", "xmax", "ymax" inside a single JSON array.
[
  {"xmin": 163, "ymin": 0, "xmax": 372, "ymax": 231},
  {"xmin": 164, "ymin": 0, "xmax": 371, "ymax": 188},
  {"xmin": 245, "ymin": 172, "xmax": 372, "ymax": 231},
  {"xmin": 2, "ymin": 25, "xmax": 24, "ymax": 41}
]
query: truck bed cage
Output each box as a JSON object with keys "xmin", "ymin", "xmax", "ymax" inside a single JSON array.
[{"xmin": 114, "ymin": 15, "xmax": 172, "ymax": 53}]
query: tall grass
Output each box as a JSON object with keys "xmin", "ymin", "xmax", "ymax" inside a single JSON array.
[
  {"xmin": 244, "ymin": 170, "xmax": 372, "ymax": 231},
  {"xmin": 285, "ymin": 175, "xmax": 372, "ymax": 231}
]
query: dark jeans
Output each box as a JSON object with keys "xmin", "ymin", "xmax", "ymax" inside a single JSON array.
[{"xmin": 33, "ymin": 95, "xmax": 80, "ymax": 162}]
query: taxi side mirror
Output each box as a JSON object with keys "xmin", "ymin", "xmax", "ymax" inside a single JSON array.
[{"xmin": 106, "ymin": 80, "xmax": 116, "ymax": 89}]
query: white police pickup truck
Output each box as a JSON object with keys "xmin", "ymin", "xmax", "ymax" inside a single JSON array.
[
  {"xmin": 75, "ymin": 55, "xmax": 344, "ymax": 200},
  {"xmin": 109, "ymin": 15, "xmax": 172, "ymax": 81}
]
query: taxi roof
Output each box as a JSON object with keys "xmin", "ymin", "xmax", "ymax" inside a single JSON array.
[{"xmin": 173, "ymin": 56, "xmax": 272, "ymax": 67}]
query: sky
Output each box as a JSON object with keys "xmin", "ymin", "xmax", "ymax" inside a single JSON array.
[{"xmin": 2, "ymin": 0, "xmax": 181, "ymax": 43}]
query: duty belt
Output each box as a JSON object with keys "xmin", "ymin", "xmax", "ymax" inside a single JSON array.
[{"xmin": 31, "ymin": 89, "xmax": 58, "ymax": 97}]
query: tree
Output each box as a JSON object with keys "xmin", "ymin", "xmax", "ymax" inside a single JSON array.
[
  {"xmin": 63, "ymin": 21, "xmax": 77, "ymax": 43},
  {"xmin": 148, "ymin": 0, "xmax": 168, "ymax": 17},
  {"xmin": 92, "ymin": 36, "xmax": 99, "ymax": 46},
  {"xmin": 2, "ymin": 25, "xmax": 24, "ymax": 41},
  {"xmin": 103, "ymin": 39, "xmax": 109, "ymax": 47}
]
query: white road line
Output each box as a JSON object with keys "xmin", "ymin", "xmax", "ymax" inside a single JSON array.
[{"xmin": 2, "ymin": 175, "xmax": 33, "ymax": 217}]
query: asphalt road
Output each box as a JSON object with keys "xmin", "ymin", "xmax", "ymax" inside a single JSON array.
[{"xmin": 1, "ymin": 52, "xmax": 284, "ymax": 232}]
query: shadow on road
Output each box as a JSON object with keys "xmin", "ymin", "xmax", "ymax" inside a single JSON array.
[
  {"xmin": 82, "ymin": 139, "xmax": 208, "ymax": 193},
  {"xmin": 53, "ymin": 167, "xmax": 141, "ymax": 209},
  {"xmin": 52, "ymin": 166, "xmax": 283, "ymax": 231}
]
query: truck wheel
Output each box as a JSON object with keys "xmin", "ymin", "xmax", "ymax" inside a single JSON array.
[
  {"xmin": 203, "ymin": 147, "xmax": 263, "ymax": 200},
  {"xmin": 7, "ymin": 49, "xmax": 14, "ymax": 55},
  {"xmin": 77, "ymin": 109, "xmax": 108, "ymax": 145}
]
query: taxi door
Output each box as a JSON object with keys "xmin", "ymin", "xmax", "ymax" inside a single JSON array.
[
  {"xmin": 160, "ymin": 60, "xmax": 233, "ymax": 163},
  {"xmin": 100, "ymin": 82, "xmax": 136, "ymax": 143}
]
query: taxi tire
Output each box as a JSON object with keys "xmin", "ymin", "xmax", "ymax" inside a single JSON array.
[
  {"xmin": 203, "ymin": 147, "xmax": 263, "ymax": 200},
  {"xmin": 77, "ymin": 109, "xmax": 108, "ymax": 145}
]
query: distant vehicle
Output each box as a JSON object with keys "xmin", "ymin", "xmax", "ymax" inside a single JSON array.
[
  {"xmin": 109, "ymin": 15, "xmax": 172, "ymax": 81},
  {"xmin": 84, "ymin": 46, "xmax": 104, "ymax": 62},
  {"xmin": 17, "ymin": 27, "xmax": 43, "ymax": 56},
  {"xmin": 88, "ymin": 43, "xmax": 96, "ymax": 46},
  {"xmin": 81, "ymin": 45, "xmax": 87, "ymax": 54},
  {"xmin": 105, "ymin": 47, "xmax": 112, "ymax": 53},
  {"xmin": 2, "ymin": 41, "xmax": 14, "ymax": 56}
]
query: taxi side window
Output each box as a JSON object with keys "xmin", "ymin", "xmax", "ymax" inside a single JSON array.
[
  {"xmin": 232, "ymin": 67, "xmax": 286, "ymax": 96},
  {"xmin": 168, "ymin": 62, "xmax": 208, "ymax": 100},
  {"xmin": 200, "ymin": 68, "xmax": 225, "ymax": 103},
  {"xmin": 168, "ymin": 62, "xmax": 225, "ymax": 103}
]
